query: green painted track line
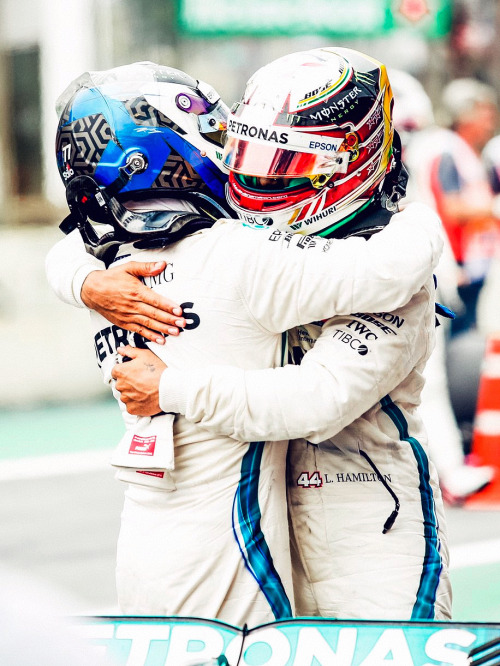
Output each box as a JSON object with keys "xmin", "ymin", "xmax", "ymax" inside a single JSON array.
[{"xmin": 0, "ymin": 399, "xmax": 123, "ymax": 460}]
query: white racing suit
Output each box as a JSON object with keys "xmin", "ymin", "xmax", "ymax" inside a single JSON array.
[
  {"xmin": 285, "ymin": 296, "xmax": 452, "ymax": 620},
  {"xmin": 45, "ymin": 203, "xmax": 445, "ymax": 625},
  {"xmin": 156, "ymin": 231, "xmax": 452, "ymax": 620}
]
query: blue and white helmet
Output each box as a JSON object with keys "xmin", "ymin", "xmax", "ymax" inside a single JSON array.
[{"xmin": 55, "ymin": 61, "xmax": 231, "ymax": 241}]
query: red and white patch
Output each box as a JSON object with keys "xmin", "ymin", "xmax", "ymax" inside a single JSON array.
[
  {"xmin": 136, "ymin": 470, "xmax": 165, "ymax": 478},
  {"xmin": 129, "ymin": 435, "xmax": 156, "ymax": 456}
]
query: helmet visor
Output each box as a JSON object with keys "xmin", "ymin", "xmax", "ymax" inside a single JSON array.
[
  {"xmin": 223, "ymin": 107, "xmax": 349, "ymax": 178},
  {"xmin": 223, "ymin": 135, "xmax": 349, "ymax": 178}
]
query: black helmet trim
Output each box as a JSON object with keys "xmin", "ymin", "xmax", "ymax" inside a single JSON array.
[{"xmin": 60, "ymin": 174, "xmax": 229, "ymax": 263}]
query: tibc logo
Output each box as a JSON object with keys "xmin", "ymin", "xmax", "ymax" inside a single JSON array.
[
  {"xmin": 332, "ymin": 329, "xmax": 369, "ymax": 355},
  {"xmin": 129, "ymin": 435, "xmax": 156, "ymax": 456}
]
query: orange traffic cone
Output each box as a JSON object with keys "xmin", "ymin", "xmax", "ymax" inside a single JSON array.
[{"xmin": 465, "ymin": 334, "xmax": 500, "ymax": 508}]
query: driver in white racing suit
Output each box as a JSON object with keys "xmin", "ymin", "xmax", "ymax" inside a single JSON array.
[{"xmin": 45, "ymin": 54, "xmax": 450, "ymax": 623}]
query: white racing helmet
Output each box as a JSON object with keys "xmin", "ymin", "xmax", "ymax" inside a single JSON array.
[{"xmin": 223, "ymin": 47, "xmax": 399, "ymax": 236}]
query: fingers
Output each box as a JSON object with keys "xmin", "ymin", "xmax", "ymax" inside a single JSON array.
[
  {"xmin": 129, "ymin": 287, "xmax": 184, "ymax": 319},
  {"xmin": 125, "ymin": 262, "xmax": 182, "ymax": 313},
  {"xmin": 117, "ymin": 345, "xmax": 138, "ymax": 359},
  {"xmin": 115, "ymin": 344, "xmax": 164, "ymax": 364},
  {"xmin": 111, "ymin": 346, "xmax": 163, "ymax": 416},
  {"xmin": 129, "ymin": 302, "xmax": 186, "ymax": 329},
  {"xmin": 126, "ymin": 261, "xmax": 167, "ymax": 277},
  {"xmin": 112, "ymin": 346, "xmax": 140, "ymax": 381},
  {"xmin": 147, "ymin": 293, "xmax": 184, "ymax": 318},
  {"xmin": 110, "ymin": 308, "xmax": 186, "ymax": 344},
  {"xmin": 130, "ymin": 326, "xmax": 166, "ymax": 346},
  {"xmin": 121, "ymin": 322, "xmax": 178, "ymax": 345},
  {"xmin": 81, "ymin": 260, "xmax": 185, "ymax": 338},
  {"xmin": 116, "ymin": 272, "xmax": 185, "ymax": 324}
]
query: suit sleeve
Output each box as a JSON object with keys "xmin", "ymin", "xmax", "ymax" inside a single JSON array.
[
  {"xmin": 45, "ymin": 230, "xmax": 105, "ymax": 308},
  {"xmin": 45, "ymin": 202, "xmax": 442, "ymax": 320},
  {"xmin": 234, "ymin": 202, "xmax": 443, "ymax": 332},
  {"xmin": 159, "ymin": 281, "xmax": 435, "ymax": 442}
]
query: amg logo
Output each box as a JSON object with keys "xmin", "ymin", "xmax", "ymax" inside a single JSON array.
[{"xmin": 142, "ymin": 264, "xmax": 174, "ymax": 286}]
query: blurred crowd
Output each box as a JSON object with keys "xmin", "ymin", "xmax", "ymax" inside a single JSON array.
[{"xmin": 391, "ymin": 69, "xmax": 500, "ymax": 504}]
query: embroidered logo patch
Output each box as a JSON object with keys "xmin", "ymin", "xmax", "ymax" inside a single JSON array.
[{"xmin": 129, "ymin": 435, "xmax": 156, "ymax": 456}]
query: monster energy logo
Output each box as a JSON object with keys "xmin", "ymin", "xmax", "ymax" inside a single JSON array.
[{"xmin": 355, "ymin": 71, "xmax": 376, "ymax": 86}]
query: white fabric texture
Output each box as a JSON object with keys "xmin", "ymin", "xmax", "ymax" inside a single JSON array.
[
  {"xmin": 46, "ymin": 203, "xmax": 443, "ymax": 313},
  {"xmin": 159, "ymin": 277, "xmax": 452, "ymax": 620}
]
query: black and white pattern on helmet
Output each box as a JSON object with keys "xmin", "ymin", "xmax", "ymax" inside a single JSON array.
[
  {"xmin": 125, "ymin": 96, "xmax": 186, "ymax": 135},
  {"xmin": 56, "ymin": 113, "xmax": 113, "ymax": 176},
  {"xmin": 153, "ymin": 151, "xmax": 205, "ymax": 192}
]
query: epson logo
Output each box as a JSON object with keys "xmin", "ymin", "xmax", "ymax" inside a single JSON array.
[{"xmin": 308, "ymin": 140, "xmax": 341, "ymax": 152}]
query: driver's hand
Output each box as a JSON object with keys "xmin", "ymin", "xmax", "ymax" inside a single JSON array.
[
  {"xmin": 82, "ymin": 261, "xmax": 185, "ymax": 344},
  {"xmin": 111, "ymin": 345, "xmax": 167, "ymax": 416}
]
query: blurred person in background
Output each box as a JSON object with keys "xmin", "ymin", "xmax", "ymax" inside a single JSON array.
[
  {"xmin": 46, "ymin": 58, "xmax": 444, "ymax": 624},
  {"xmin": 483, "ymin": 132, "xmax": 500, "ymax": 196},
  {"xmin": 430, "ymin": 78, "xmax": 500, "ymax": 338},
  {"xmin": 390, "ymin": 69, "xmax": 494, "ymax": 503}
]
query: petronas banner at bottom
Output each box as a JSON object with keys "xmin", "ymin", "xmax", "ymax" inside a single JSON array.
[{"xmin": 74, "ymin": 616, "xmax": 500, "ymax": 666}]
